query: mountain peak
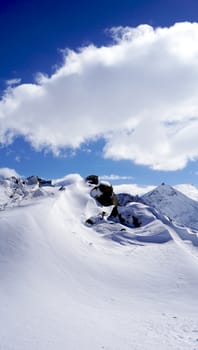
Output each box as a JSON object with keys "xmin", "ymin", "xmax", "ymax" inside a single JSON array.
[{"xmin": 142, "ymin": 183, "xmax": 198, "ymax": 229}]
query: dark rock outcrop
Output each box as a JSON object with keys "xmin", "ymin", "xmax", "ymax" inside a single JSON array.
[
  {"xmin": 26, "ymin": 176, "xmax": 52, "ymax": 187},
  {"xmin": 108, "ymin": 203, "xmax": 156, "ymax": 228},
  {"xmin": 91, "ymin": 182, "xmax": 118, "ymax": 207},
  {"xmin": 59, "ymin": 186, "xmax": 66, "ymax": 191},
  {"xmin": 132, "ymin": 215, "xmax": 141, "ymax": 227},
  {"xmin": 26, "ymin": 176, "xmax": 39, "ymax": 186},
  {"xmin": 85, "ymin": 175, "xmax": 99, "ymax": 185},
  {"xmin": 38, "ymin": 178, "xmax": 52, "ymax": 187}
]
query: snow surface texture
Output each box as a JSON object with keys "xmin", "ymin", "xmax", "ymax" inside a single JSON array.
[{"xmin": 0, "ymin": 175, "xmax": 198, "ymax": 350}]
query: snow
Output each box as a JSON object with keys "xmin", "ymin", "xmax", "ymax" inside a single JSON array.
[
  {"xmin": 142, "ymin": 183, "xmax": 198, "ymax": 230},
  {"xmin": 0, "ymin": 176, "xmax": 198, "ymax": 349}
]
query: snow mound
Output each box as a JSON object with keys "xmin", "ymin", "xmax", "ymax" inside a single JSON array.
[{"xmin": 52, "ymin": 173, "xmax": 83, "ymax": 187}]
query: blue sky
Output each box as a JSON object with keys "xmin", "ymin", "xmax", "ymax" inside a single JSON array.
[{"xmin": 0, "ymin": 0, "xmax": 198, "ymax": 185}]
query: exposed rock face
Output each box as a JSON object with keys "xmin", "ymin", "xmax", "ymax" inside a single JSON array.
[
  {"xmin": 38, "ymin": 178, "xmax": 52, "ymax": 187},
  {"xmin": 26, "ymin": 176, "xmax": 39, "ymax": 186},
  {"xmin": 26, "ymin": 176, "xmax": 53, "ymax": 187},
  {"xmin": 85, "ymin": 175, "xmax": 99, "ymax": 185},
  {"xmin": 91, "ymin": 182, "xmax": 118, "ymax": 206},
  {"xmin": 116, "ymin": 193, "xmax": 140, "ymax": 206},
  {"xmin": 85, "ymin": 212, "xmax": 106, "ymax": 226},
  {"xmin": 59, "ymin": 186, "xmax": 65, "ymax": 191}
]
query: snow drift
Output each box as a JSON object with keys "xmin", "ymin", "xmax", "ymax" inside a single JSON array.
[{"xmin": 0, "ymin": 174, "xmax": 198, "ymax": 350}]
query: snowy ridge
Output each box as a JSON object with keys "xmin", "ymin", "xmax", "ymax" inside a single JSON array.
[
  {"xmin": 0, "ymin": 175, "xmax": 198, "ymax": 349},
  {"xmin": 142, "ymin": 183, "xmax": 198, "ymax": 230}
]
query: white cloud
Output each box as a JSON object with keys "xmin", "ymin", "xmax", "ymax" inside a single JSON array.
[
  {"xmin": 114, "ymin": 183, "xmax": 155, "ymax": 196},
  {"xmin": 0, "ymin": 167, "xmax": 20, "ymax": 179},
  {"xmin": 1, "ymin": 22, "xmax": 198, "ymax": 170},
  {"xmin": 100, "ymin": 174, "xmax": 134, "ymax": 181},
  {"xmin": 6, "ymin": 78, "xmax": 21, "ymax": 86},
  {"xmin": 15, "ymin": 155, "xmax": 21, "ymax": 162}
]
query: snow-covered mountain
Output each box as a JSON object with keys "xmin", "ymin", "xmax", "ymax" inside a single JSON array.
[
  {"xmin": 0, "ymin": 175, "xmax": 198, "ymax": 350},
  {"xmin": 142, "ymin": 183, "xmax": 198, "ymax": 230},
  {"xmin": 114, "ymin": 183, "xmax": 198, "ymax": 201},
  {"xmin": 0, "ymin": 176, "xmax": 55, "ymax": 211}
]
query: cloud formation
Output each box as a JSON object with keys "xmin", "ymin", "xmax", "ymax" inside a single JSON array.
[
  {"xmin": 114, "ymin": 183, "xmax": 155, "ymax": 196},
  {"xmin": 1, "ymin": 22, "xmax": 198, "ymax": 170},
  {"xmin": 100, "ymin": 174, "xmax": 134, "ymax": 181},
  {"xmin": 0, "ymin": 167, "xmax": 20, "ymax": 179},
  {"xmin": 6, "ymin": 78, "xmax": 22, "ymax": 86}
]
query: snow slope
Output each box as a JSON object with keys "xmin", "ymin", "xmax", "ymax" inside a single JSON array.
[
  {"xmin": 142, "ymin": 183, "xmax": 198, "ymax": 230},
  {"xmin": 0, "ymin": 176, "xmax": 198, "ymax": 350}
]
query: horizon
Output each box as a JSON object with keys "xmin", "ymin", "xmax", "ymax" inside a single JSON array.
[{"xmin": 0, "ymin": 0, "xmax": 198, "ymax": 186}]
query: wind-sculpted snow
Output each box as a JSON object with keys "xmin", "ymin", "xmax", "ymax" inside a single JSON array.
[
  {"xmin": 87, "ymin": 201, "xmax": 173, "ymax": 245},
  {"xmin": 0, "ymin": 175, "xmax": 198, "ymax": 349}
]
